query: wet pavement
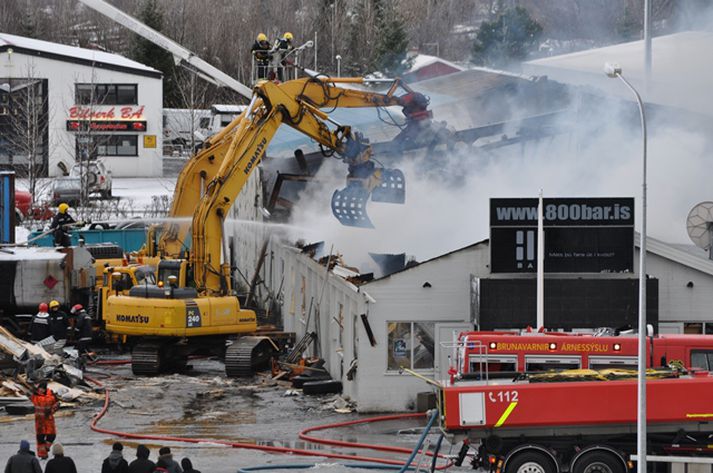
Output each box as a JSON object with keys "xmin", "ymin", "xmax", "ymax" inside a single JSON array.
[{"xmin": 0, "ymin": 357, "xmax": 469, "ymax": 472}]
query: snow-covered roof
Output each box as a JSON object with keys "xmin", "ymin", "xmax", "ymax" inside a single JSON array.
[
  {"xmin": 640, "ymin": 233, "xmax": 713, "ymax": 277},
  {"xmin": 523, "ymin": 31, "xmax": 713, "ymax": 117},
  {"xmin": 211, "ymin": 104, "xmax": 247, "ymax": 114},
  {"xmin": 406, "ymin": 53, "xmax": 464, "ymax": 74},
  {"xmin": 0, "ymin": 32, "xmax": 161, "ymax": 78}
]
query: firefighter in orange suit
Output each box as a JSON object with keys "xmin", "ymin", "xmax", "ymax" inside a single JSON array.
[{"xmin": 31, "ymin": 381, "xmax": 59, "ymax": 459}]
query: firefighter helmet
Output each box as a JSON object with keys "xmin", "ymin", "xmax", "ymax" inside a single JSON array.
[
  {"xmin": 38, "ymin": 303, "xmax": 48, "ymax": 312},
  {"xmin": 284, "ymin": 32, "xmax": 293, "ymax": 41},
  {"xmin": 58, "ymin": 203, "xmax": 69, "ymax": 214},
  {"xmin": 49, "ymin": 300, "xmax": 60, "ymax": 310},
  {"xmin": 257, "ymin": 33, "xmax": 267, "ymax": 42},
  {"xmin": 71, "ymin": 304, "xmax": 83, "ymax": 314}
]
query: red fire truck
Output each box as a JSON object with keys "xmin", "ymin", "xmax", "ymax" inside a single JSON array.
[
  {"xmin": 439, "ymin": 370, "xmax": 713, "ymax": 473},
  {"xmin": 455, "ymin": 330, "xmax": 713, "ymax": 378},
  {"xmin": 437, "ymin": 330, "xmax": 713, "ymax": 472}
]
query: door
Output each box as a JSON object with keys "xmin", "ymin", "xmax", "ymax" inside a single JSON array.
[{"xmin": 435, "ymin": 323, "xmax": 472, "ymax": 381}]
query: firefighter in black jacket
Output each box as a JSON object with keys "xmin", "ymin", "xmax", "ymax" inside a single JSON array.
[
  {"xmin": 251, "ymin": 33, "xmax": 272, "ymax": 80},
  {"xmin": 30, "ymin": 303, "xmax": 52, "ymax": 344},
  {"xmin": 274, "ymin": 32, "xmax": 294, "ymax": 81},
  {"xmin": 48, "ymin": 301, "xmax": 68, "ymax": 350},
  {"xmin": 71, "ymin": 304, "xmax": 92, "ymax": 355},
  {"xmin": 49, "ymin": 203, "xmax": 75, "ymax": 247}
]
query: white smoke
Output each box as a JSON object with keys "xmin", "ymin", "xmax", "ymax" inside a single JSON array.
[{"xmin": 285, "ymin": 9, "xmax": 713, "ymax": 273}]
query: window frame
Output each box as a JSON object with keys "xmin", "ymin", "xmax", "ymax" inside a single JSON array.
[
  {"xmin": 74, "ymin": 83, "xmax": 138, "ymax": 105},
  {"xmin": 524, "ymin": 354, "xmax": 582, "ymax": 372},
  {"xmin": 386, "ymin": 321, "xmax": 435, "ymax": 373},
  {"xmin": 77, "ymin": 134, "xmax": 139, "ymax": 158}
]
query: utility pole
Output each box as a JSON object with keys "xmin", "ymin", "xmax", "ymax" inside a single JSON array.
[{"xmin": 643, "ymin": 0, "xmax": 652, "ymax": 93}]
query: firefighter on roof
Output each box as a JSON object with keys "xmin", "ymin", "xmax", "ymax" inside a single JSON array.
[{"xmin": 31, "ymin": 381, "xmax": 59, "ymax": 460}]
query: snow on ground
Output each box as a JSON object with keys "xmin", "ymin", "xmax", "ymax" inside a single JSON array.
[{"xmin": 110, "ymin": 177, "xmax": 177, "ymax": 207}]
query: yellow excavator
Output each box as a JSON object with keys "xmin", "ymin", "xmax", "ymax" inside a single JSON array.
[{"xmin": 104, "ymin": 76, "xmax": 442, "ymax": 376}]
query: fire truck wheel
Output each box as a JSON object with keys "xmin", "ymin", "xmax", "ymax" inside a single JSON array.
[
  {"xmin": 505, "ymin": 450, "xmax": 556, "ymax": 473},
  {"xmin": 572, "ymin": 450, "xmax": 625, "ymax": 473}
]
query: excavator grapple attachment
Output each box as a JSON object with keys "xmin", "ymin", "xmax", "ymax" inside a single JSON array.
[
  {"xmin": 331, "ymin": 183, "xmax": 374, "ymax": 228},
  {"xmin": 331, "ymin": 167, "xmax": 406, "ymax": 228},
  {"xmin": 370, "ymin": 168, "xmax": 405, "ymax": 204}
]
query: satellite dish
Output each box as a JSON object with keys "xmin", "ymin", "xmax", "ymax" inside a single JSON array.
[{"xmin": 686, "ymin": 201, "xmax": 713, "ymax": 252}]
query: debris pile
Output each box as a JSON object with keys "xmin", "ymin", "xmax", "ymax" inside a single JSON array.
[{"xmin": 0, "ymin": 327, "xmax": 101, "ymax": 412}]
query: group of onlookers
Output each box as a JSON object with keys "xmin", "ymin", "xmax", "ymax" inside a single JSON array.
[{"xmin": 4, "ymin": 441, "xmax": 201, "ymax": 473}]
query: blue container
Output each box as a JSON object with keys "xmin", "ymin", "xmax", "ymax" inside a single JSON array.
[{"xmin": 29, "ymin": 227, "xmax": 148, "ymax": 252}]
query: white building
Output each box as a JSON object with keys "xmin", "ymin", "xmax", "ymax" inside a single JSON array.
[
  {"xmin": 0, "ymin": 33, "xmax": 163, "ymax": 177},
  {"xmin": 244, "ymin": 234, "xmax": 713, "ymax": 412}
]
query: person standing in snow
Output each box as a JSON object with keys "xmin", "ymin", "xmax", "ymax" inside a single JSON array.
[
  {"xmin": 128, "ymin": 444, "xmax": 155, "ymax": 473},
  {"xmin": 30, "ymin": 381, "xmax": 59, "ymax": 460},
  {"xmin": 180, "ymin": 458, "xmax": 201, "ymax": 473},
  {"xmin": 3, "ymin": 440, "xmax": 41, "ymax": 473},
  {"xmin": 157, "ymin": 447, "xmax": 182, "ymax": 473},
  {"xmin": 101, "ymin": 442, "xmax": 129, "ymax": 473},
  {"xmin": 44, "ymin": 443, "xmax": 77, "ymax": 473}
]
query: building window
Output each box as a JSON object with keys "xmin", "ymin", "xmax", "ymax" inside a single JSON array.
[
  {"xmin": 387, "ymin": 322, "xmax": 435, "ymax": 371},
  {"xmin": 75, "ymin": 84, "xmax": 138, "ymax": 105},
  {"xmin": 77, "ymin": 135, "xmax": 138, "ymax": 157}
]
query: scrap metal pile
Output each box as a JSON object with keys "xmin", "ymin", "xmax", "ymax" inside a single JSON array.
[{"xmin": 0, "ymin": 327, "xmax": 101, "ymax": 414}]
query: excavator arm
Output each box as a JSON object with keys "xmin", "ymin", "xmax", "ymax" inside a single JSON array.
[
  {"xmin": 156, "ymin": 76, "xmax": 437, "ymax": 258},
  {"xmin": 193, "ymin": 77, "xmax": 431, "ymax": 295},
  {"xmin": 155, "ymin": 110, "xmax": 250, "ymax": 258}
]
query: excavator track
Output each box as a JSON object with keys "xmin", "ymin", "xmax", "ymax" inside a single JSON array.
[
  {"xmin": 225, "ymin": 336, "xmax": 276, "ymax": 378},
  {"xmin": 131, "ymin": 342, "xmax": 164, "ymax": 375}
]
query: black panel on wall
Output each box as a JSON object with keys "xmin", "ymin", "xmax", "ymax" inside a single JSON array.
[{"xmin": 478, "ymin": 278, "xmax": 658, "ymax": 330}]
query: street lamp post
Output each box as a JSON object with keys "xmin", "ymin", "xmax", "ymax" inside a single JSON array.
[
  {"xmin": 335, "ymin": 55, "xmax": 342, "ymax": 77},
  {"xmin": 604, "ymin": 62, "xmax": 648, "ymax": 471}
]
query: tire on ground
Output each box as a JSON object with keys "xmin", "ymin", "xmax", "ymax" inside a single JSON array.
[
  {"xmin": 572, "ymin": 450, "xmax": 625, "ymax": 473},
  {"xmin": 504, "ymin": 450, "xmax": 556, "ymax": 473},
  {"xmin": 302, "ymin": 380, "xmax": 342, "ymax": 395}
]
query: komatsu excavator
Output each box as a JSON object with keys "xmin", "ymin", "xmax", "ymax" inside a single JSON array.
[{"xmin": 104, "ymin": 75, "xmax": 442, "ymax": 376}]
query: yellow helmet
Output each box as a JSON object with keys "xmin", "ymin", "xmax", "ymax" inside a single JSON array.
[
  {"xmin": 58, "ymin": 203, "xmax": 69, "ymax": 214},
  {"xmin": 257, "ymin": 33, "xmax": 267, "ymax": 42},
  {"xmin": 49, "ymin": 300, "xmax": 60, "ymax": 309},
  {"xmin": 284, "ymin": 32, "xmax": 293, "ymax": 41}
]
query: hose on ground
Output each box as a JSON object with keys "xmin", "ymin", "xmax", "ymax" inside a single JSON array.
[
  {"xmin": 235, "ymin": 410, "xmax": 439, "ymax": 473},
  {"xmin": 85, "ymin": 376, "xmax": 451, "ymax": 469}
]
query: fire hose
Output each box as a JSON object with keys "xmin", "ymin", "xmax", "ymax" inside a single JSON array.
[{"xmin": 85, "ymin": 375, "xmax": 452, "ymax": 469}]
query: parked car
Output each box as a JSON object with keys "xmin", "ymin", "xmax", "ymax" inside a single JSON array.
[{"xmin": 69, "ymin": 160, "xmax": 113, "ymax": 198}]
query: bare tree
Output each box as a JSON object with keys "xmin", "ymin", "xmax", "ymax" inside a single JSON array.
[
  {"xmin": 4, "ymin": 65, "xmax": 49, "ymax": 207},
  {"xmin": 172, "ymin": 66, "xmax": 211, "ymax": 153}
]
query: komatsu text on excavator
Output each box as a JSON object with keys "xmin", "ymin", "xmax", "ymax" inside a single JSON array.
[{"xmin": 103, "ymin": 75, "xmax": 446, "ymax": 376}]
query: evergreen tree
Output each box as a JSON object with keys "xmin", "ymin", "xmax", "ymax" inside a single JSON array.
[
  {"xmin": 471, "ymin": 6, "xmax": 543, "ymax": 68},
  {"xmin": 373, "ymin": 4, "xmax": 411, "ymax": 76},
  {"xmin": 129, "ymin": 0, "xmax": 177, "ymax": 106}
]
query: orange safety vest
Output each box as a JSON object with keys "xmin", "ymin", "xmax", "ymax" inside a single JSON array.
[{"xmin": 31, "ymin": 390, "xmax": 58, "ymax": 435}]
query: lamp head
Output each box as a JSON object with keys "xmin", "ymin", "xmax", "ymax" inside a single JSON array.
[{"xmin": 604, "ymin": 62, "xmax": 622, "ymax": 78}]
